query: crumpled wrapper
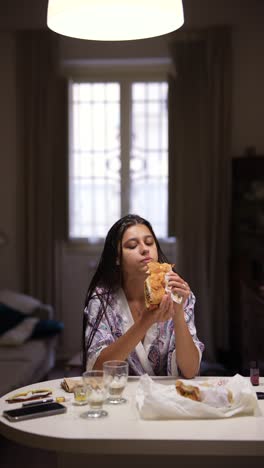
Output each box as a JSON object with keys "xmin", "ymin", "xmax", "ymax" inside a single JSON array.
[
  {"xmin": 165, "ymin": 273, "xmax": 183, "ymax": 304},
  {"xmin": 136, "ymin": 374, "xmax": 258, "ymax": 419}
]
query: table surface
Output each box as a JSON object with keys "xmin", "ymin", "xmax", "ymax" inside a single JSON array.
[{"xmin": 0, "ymin": 376, "xmax": 263, "ymax": 456}]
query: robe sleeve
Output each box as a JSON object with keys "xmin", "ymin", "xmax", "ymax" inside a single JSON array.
[
  {"xmin": 84, "ymin": 296, "xmax": 116, "ymax": 371},
  {"xmin": 167, "ymin": 292, "xmax": 204, "ymax": 376}
]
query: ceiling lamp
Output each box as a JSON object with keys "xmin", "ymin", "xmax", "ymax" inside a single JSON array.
[{"xmin": 47, "ymin": 0, "xmax": 184, "ymax": 41}]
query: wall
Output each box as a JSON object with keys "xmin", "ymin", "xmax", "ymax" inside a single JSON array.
[{"xmin": 0, "ymin": 33, "xmax": 23, "ymax": 291}]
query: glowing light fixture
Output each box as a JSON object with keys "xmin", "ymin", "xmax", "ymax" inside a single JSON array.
[{"xmin": 47, "ymin": 0, "xmax": 184, "ymax": 41}]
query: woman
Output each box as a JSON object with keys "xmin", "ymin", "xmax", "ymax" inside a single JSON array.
[{"xmin": 83, "ymin": 214, "xmax": 204, "ymax": 378}]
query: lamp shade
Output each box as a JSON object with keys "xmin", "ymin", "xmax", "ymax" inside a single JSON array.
[{"xmin": 47, "ymin": 0, "xmax": 184, "ymax": 41}]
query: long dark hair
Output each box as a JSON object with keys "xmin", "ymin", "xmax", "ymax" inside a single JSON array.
[{"xmin": 82, "ymin": 214, "xmax": 169, "ymax": 371}]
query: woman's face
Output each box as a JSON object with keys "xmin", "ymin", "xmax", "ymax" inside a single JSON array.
[{"xmin": 119, "ymin": 223, "xmax": 158, "ymax": 278}]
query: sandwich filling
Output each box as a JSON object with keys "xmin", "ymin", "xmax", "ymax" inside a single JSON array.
[
  {"xmin": 144, "ymin": 262, "xmax": 173, "ymax": 308},
  {"xmin": 175, "ymin": 381, "xmax": 201, "ymax": 402}
]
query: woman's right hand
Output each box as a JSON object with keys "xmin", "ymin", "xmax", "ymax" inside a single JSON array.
[{"xmin": 141, "ymin": 294, "xmax": 175, "ymax": 326}]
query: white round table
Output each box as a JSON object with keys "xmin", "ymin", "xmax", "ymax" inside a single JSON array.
[{"xmin": 0, "ymin": 376, "xmax": 263, "ymax": 468}]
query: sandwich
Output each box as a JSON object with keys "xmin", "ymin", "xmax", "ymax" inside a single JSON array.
[
  {"xmin": 144, "ymin": 261, "xmax": 173, "ymax": 309},
  {"xmin": 175, "ymin": 380, "xmax": 201, "ymax": 402}
]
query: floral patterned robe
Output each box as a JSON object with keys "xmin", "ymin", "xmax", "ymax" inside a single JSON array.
[{"xmin": 84, "ymin": 288, "xmax": 204, "ymax": 376}]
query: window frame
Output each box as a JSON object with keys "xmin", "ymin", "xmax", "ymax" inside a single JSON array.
[{"xmin": 62, "ymin": 59, "xmax": 172, "ymax": 244}]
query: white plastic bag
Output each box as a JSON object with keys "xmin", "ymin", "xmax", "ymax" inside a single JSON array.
[{"xmin": 136, "ymin": 374, "xmax": 258, "ymax": 419}]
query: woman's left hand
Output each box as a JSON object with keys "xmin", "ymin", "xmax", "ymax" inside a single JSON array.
[{"xmin": 166, "ymin": 271, "xmax": 191, "ymax": 306}]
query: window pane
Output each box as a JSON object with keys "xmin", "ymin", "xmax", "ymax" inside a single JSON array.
[
  {"xmin": 130, "ymin": 82, "xmax": 168, "ymax": 238},
  {"xmin": 130, "ymin": 179, "xmax": 167, "ymax": 239},
  {"xmin": 106, "ymin": 83, "xmax": 120, "ymax": 101},
  {"xmin": 132, "ymin": 83, "xmax": 145, "ymax": 101},
  {"xmin": 147, "ymin": 83, "xmax": 160, "ymax": 100},
  {"xmin": 92, "ymin": 83, "xmax": 105, "ymax": 102},
  {"xmin": 78, "ymin": 83, "xmax": 92, "ymax": 101},
  {"xmin": 69, "ymin": 82, "xmax": 121, "ymax": 238},
  {"xmin": 78, "ymin": 103, "xmax": 92, "ymax": 150}
]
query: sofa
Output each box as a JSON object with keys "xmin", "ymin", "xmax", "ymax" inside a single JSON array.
[{"xmin": 0, "ymin": 290, "xmax": 63, "ymax": 397}]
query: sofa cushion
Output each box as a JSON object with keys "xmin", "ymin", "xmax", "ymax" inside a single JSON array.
[
  {"xmin": 0, "ymin": 317, "xmax": 39, "ymax": 346},
  {"xmin": 0, "ymin": 302, "xmax": 63, "ymax": 344},
  {"xmin": 0, "ymin": 290, "xmax": 41, "ymax": 315},
  {"xmin": 32, "ymin": 319, "xmax": 64, "ymax": 339},
  {"xmin": 0, "ymin": 290, "xmax": 54, "ymax": 321},
  {"xmin": 0, "ymin": 302, "xmax": 26, "ymax": 335}
]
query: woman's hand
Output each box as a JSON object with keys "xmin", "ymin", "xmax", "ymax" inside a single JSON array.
[
  {"xmin": 139, "ymin": 272, "xmax": 191, "ymax": 327},
  {"xmin": 141, "ymin": 294, "xmax": 175, "ymax": 326},
  {"xmin": 166, "ymin": 271, "xmax": 191, "ymax": 306}
]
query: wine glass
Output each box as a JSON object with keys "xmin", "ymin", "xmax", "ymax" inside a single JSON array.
[
  {"xmin": 81, "ymin": 370, "xmax": 108, "ymax": 418},
  {"xmin": 103, "ymin": 360, "xmax": 128, "ymax": 404}
]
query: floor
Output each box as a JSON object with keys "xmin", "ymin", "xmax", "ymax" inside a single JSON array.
[
  {"xmin": 0, "ymin": 437, "xmax": 261, "ymax": 468},
  {"xmin": 0, "ymin": 436, "xmax": 56, "ymax": 468}
]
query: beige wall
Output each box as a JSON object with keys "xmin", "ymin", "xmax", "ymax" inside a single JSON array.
[{"xmin": 0, "ymin": 2, "xmax": 264, "ymax": 352}]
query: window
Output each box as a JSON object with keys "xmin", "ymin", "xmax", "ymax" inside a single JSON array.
[
  {"xmin": 130, "ymin": 82, "xmax": 168, "ymax": 237},
  {"xmin": 68, "ymin": 73, "xmax": 168, "ymax": 240}
]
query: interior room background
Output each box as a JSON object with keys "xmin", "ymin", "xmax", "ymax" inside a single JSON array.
[{"xmin": 0, "ymin": 0, "xmax": 263, "ymax": 371}]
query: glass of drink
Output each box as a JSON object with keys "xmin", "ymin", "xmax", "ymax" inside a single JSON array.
[
  {"xmin": 73, "ymin": 383, "xmax": 89, "ymax": 405},
  {"xmin": 103, "ymin": 360, "xmax": 128, "ymax": 404},
  {"xmin": 82, "ymin": 370, "xmax": 108, "ymax": 418}
]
